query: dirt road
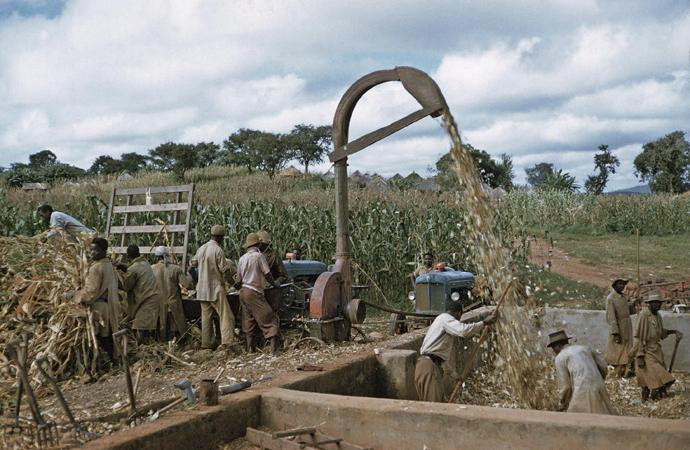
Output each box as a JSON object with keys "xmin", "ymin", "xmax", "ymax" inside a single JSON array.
[{"xmin": 529, "ymin": 239, "xmax": 618, "ymax": 289}]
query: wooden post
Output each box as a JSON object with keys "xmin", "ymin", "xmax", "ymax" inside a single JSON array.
[{"xmin": 636, "ymin": 228, "xmax": 640, "ymax": 285}]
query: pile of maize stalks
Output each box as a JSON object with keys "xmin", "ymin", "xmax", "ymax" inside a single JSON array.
[{"xmin": 0, "ymin": 232, "xmax": 98, "ymax": 404}]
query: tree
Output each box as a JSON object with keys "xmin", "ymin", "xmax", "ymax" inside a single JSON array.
[
  {"xmin": 221, "ymin": 129, "xmax": 265, "ymax": 172},
  {"xmin": 119, "ymin": 152, "xmax": 149, "ymax": 173},
  {"xmin": 148, "ymin": 142, "xmax": 218, "ymax": 178},
  {"xmin": 194, "ymin": 142, "xmax": 220, "ymax": 167},
  {"xmin": 633, "ymin": 131, "xmax": 690, "ymax": 193},
  {"xmin": 29, "ymin": 150, "xmax": 57, "ymax": 167},
  {"xmin": 584, "ymin": 145, "xmax": 620, "ymax": 194},
  {"xmin": 221, "ymin": 129, "xmax": 292, "ymax": 177},
  {"xmin": 89, "ymin": 155, "xmax": 120, "ymax": 175},
  {"xmin": 287, "ymin": 124, "xmax": 332, "ymax": 174},
  {"xmin": 435, "ymin": 143, "xmax": 514, "ymax": 190},
  {"xmin": 540, "ymin": 169, "xmax": 579, "ymax": 192},
  {"xmin": 525, "ymin": 162, "xmax": 554, "ymax": 188}
]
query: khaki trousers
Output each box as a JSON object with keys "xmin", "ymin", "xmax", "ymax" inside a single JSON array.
[
  {"xmin": 240, "ymin": 288, "xmax": 279, "ymax": 339},
  {"xmin": 415, "ymin": 357, "xmax": 444, "ymax": 402},
  {"xmin": 201, "ymin": 297, "xmax": 236, "ymax": 348}
]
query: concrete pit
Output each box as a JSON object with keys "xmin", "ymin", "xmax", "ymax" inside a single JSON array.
[{"xmin": 83, "ymin": 308, "xmax": 690, "ymax": 450}]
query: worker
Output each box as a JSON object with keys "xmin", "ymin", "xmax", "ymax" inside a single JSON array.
[
  {"xmin": 548, "ymin": 330, "xmax": 616, "ymax": 414},
  {"xmin": 236, "ymin": 232, "xmax": 281, "ymax": 355},
  {"xmin": 37, "ymin": 204, "xmax": 94, "ymax": 238},
  {"xmin": 256, "ymin": 230, "xmax": 289, "ymax": 312},
  {"xmin": 119, "ymin": 244, "xmax": 160, "ymax": 344},
  {"xmin": 605, "ymin": 278, "xmax": 636, "ymax": 377},
  {"xmin": 414, "ymin": 301, "xmax": 496, "ymax": 402},
  {"xmin": 191, "ymin": 225, "xmax": 236, "ymax": 351},
  {"xmin": 71, "ymin": 237, "xmax": 120, "ymax": 362},
  {"xmin": 413, "ymin": 252, "xmax": 434, "ymax": 278},
  {"xmin": 634, "ymin": 292, "xmax": 683, "ymax": 401},
  {"xmin": 152, "ymin": 246, "xmax": 194, "ymax": 341}
]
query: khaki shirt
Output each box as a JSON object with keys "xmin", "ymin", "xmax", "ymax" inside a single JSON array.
[
  {"xmin": 123, "ymin": 256, "xmax": 160, "ymax": 330},
  {"xmin": 192, "ymin": 240, "xmax": 229, "ymax": 302},
  {"xmin": 419, "ymin": 312, "xmax": 484, "ymax": 362},
  {"xmin": 555, "ymin": 344, "xmax": 614, "ymax": 414},
  {"xmin": 237, "ymin": 247, "xmax": 271, "ymax": 293},
  {"xmin": 413, "ymin": 266, "xmax": 432, "ymax": 279},
  {"xmin": 74, "ymin": 258, "xmax": 120, "ymax": 337},
  {"xmin": 152, "ymin": 261, "xmax": 193, "ymax": 308},
  {"xmin": 263, "ymin": 248, "xmax": 289, "ymax": 284}
]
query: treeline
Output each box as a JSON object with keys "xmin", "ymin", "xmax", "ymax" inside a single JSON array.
[{"xmin": 0, "ymin": 124, "xmax": 332, "ymax": 187}]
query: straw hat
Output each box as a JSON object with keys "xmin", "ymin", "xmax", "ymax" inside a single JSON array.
[
  {"xmin": 154, "ymin": 246, "xmax": 168, "ymax": 257},
  {"xmin": 645, "ymin": 291, "xmax": 663, "ymax": 303},
  {"xmin": 211, "ymin": 225, "xmax": 225, "ymax": 237},
  {"xmin": 546, "ymin": 330, "xmax": 572, "ymax": 348},
  {"xmin": 257, "ymin": 230, "xmax": 271, "ymax": 245},
  {"xmin": 244, "ymin": 232, "xmax": 261, "ymax": 249}
]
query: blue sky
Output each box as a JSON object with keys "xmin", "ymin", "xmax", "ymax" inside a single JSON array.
[{"xmin": 0, "ymin": 0, "xmax": 688, "ymax": 190}]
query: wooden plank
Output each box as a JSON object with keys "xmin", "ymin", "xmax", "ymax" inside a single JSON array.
[
  {"xmin": 114, "ymin": 184, "xmax": 194, "ymax": 196},
  {"xmin": 181, "ymin": 184, "xmax": 194, "ymax": 269},
  {"xmin": 105, "ymin": 187, "xmax": 116, "ymax": 238},
  {"xmin": 120, "ymin": 194, "xmax": 132, "ymax": 247},
  {"xmin": 112, "ymin": 203, "xmax": 188, "ymax": 213},
  {"xmin": 246, "ymin": 428, "xmax": 371, "ymax": 450},
  {"xmin": 112, "ymin": 246, "xmax": 185, "ymax": 254},
  {"xmin": 109, "ymin": 224, "xmax": 187, "ymax": 234},
  {"xmin": 329, "ymin": 104, "xmax": 442, "ymax": 162}
]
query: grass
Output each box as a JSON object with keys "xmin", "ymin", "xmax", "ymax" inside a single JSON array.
[
  {"xmin": 546, "ymin": 230, "xmax": 690, "ymax": 282},
  {"xmin": 527, "ymin": 266, "xmax": 608, "ymax": 310}
]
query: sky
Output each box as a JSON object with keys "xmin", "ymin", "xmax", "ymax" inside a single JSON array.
[{"xmin": 0, "ymin": 0, "xmax": 688, "ymax": 190}]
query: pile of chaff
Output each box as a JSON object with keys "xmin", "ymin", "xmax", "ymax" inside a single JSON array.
[{"xmin": 0, "ymin": 232, "xmax": 98, "ymax": 404}]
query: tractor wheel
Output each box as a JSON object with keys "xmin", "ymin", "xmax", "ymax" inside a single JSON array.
[{"xmin": 388, "ymin": 313, "xmax": 408, "ymax": 336}]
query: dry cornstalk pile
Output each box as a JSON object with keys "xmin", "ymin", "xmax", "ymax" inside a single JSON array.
[{"xmin": 0, "ymin": 232, "xmax": 98, "ymax": 405}]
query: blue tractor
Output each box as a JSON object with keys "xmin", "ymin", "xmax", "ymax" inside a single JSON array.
[{"xmin": 389, "ymin": 267, "xmax": 482, "ymax": 335}]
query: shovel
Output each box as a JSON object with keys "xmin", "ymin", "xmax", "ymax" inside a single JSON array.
[{"xmin": 668, "ymin": 333, "xmax": 682, "ymax": 372}]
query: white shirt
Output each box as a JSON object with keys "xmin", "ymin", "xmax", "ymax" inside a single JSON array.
[
  {"xmin": 419, "ymin": 312, "xmax": 484, "ymax": 362},
  {"xmin": 49, "ymin": 211, "xmax": 94, "ymax": 236},
  {"xmin": 236, "ymin": 247, "xmax": 271, "ymax": 293}
]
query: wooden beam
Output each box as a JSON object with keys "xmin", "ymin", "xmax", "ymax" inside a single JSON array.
[
  {"xmin": 112, "ymin": 246, "xmax": 185, "ymax": 254},
  {"xmin": 114, "ymin": 184, "xmax": 194, "ymax": 196},
  {"xmin": 109, "ymin": 224, "xmax": 187, "ymax": 234},
  {"xmin": 329, "ymin": 104, "xmax": 442, "ymax": 162},
  {"xmin": 112, "ymin": 203, "xmax": 188, "ymax": 213},
  {"xmin": 246, "ymin": 428, "xmax": 371, "ymax": 450}
]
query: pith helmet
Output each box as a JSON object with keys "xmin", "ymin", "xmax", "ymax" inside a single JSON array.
[
  {"xmin": 257, "ymin": 230, "xmax": 271, "ymax": 245},
  {"xmin": 645, "ymin": 291, "xmax": 663, "ymax": 303},
  {"xmin": 244, "ymin": 232, "xmax": 261, "ymax": 249},
  {"xmin": 154, "ymin": 246, "xmax": 168, "ymax": 257},
  {"xmin": 211, "ymin": 225, "xmax": 225, "ymax": 237},
  {"xmin": 547, "ymin": 330, "xmax": 572, "ymax": 348}
]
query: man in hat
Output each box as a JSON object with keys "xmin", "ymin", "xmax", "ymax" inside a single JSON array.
[
  {"xmin": 256, "ymin": 230, "xmax": 289, "ymax": 313},
  {"xmin": 37, "ymin": 204, "xmax": 94, "ymax": 238},
  {"xmin": 412, "ymin": 252, "xmax": 434, "ymax": 282},
  {"xmin": 72, "ymin": 237, "xmax": 120, "ymax": 361},
  {"xmin": 605, "ymin": 278, "xmax": 636, "ymax": 377},
  {"xmin": 414, "ymin": 301, "xmax": 496, "ymax": 402},
  {"xmin": 634, "ymin": 292, "xmax": 683, "ymax": 401},
  {"xmin": 152, "ymin": 246, "xmax": 194, "ymax": 341},
  {"xmin": 236, "ymin": 232, "xmax": 281, "ymax": 354},
  {"xmin": 191, "ymin": 225, "xmax": 236, "ymax": 351},
  {"xmin": 548, "ymin": 330, "xmax": 615, "ymax": 414},
  {"xmin": 119, "ymin": 244, "xmax": 160, "ymax": 344}
]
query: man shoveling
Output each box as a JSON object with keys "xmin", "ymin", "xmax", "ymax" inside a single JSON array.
[{"xmin": 548, "ymin": 330, "xmax": 616, "ymax": 414}]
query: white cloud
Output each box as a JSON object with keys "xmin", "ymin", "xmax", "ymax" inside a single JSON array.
[{"xmin": 0, "ymin": 0, "xmax": 688, "ymax": 192}]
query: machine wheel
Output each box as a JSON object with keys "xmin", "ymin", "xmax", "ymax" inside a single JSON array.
[{"xmin": 388, "ymin": 313, "xmax": 408, "ymax": 336}]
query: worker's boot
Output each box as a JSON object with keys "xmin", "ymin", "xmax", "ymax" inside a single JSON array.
[
  {"xmin": 641, "ymin": 387, "xmax": 650, "ymax": 402},
  {"xmin": 246, "ymin": 336, "xmax": 257, "ymax": 354},
  {"xmin": 650, "ymin": 388, "xmax": 661, "ymax": 401},
  {"xmin": 270, "ymin": 336, "xmax": 281, "ymax": 356}
]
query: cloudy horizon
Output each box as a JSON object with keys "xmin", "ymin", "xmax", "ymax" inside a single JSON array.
[{"xmin": 1, "ymin": 0, "xmax": 688, "ymax": 190}]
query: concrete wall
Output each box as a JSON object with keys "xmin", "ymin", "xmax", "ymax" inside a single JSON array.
[
  {"xmin": 261, "ymin": 388, "xmax": 690, "ymax": 450},
  {"xmin": 540, "ymin": 308, "xmax": 690, "ymax": 371}
]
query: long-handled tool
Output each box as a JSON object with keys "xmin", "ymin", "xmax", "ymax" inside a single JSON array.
[
  {"xmin": 448, "ymin": 283, "xmax": 513, "ymax": 403},
  {"xmin": 36, "ymin": 356, "xmax": 101, "ymax": 441},
  {"xmin": 112, "ymin": 329, "xmax": 137, "ymax": 418},
  {"xmin": 668, "ymin": 333, "xmax": 682, "ymax": 372}
]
